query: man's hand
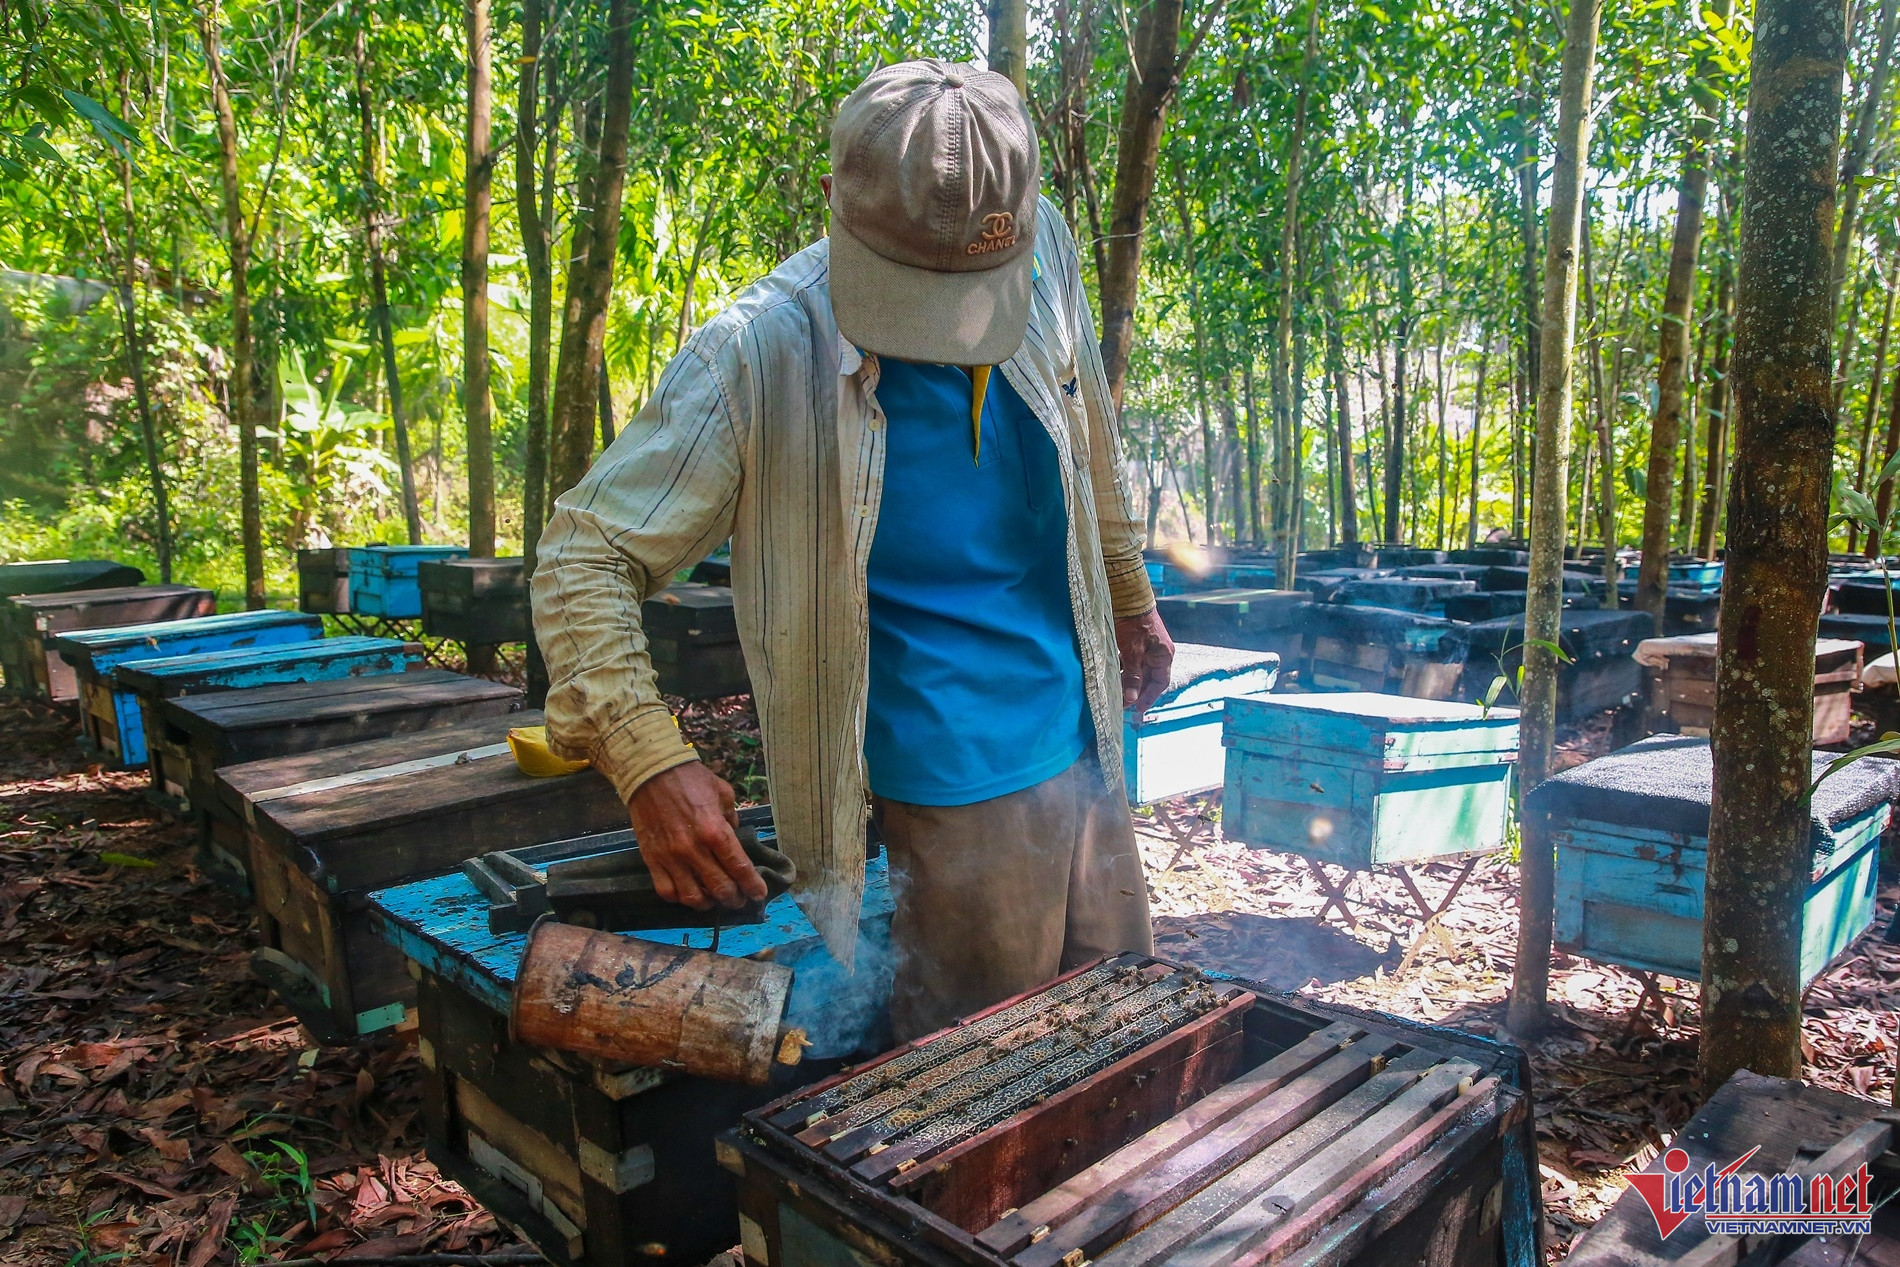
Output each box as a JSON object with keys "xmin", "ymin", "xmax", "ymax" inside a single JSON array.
[
  {"xmin": 628, "ymin": 762, "xmax": 768, "ymax": 911},
  {"xmin": 1116, "ymin": 607, "xmax": 1175, "ymax": 720}
]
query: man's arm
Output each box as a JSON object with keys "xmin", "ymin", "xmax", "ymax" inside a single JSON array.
[
  {"xmin": 1039, "ymin": 201, "xmax": 1172, "ymax": 714},
  {"xmin": 532, "ymin": 343, "xmax": 767, "ymax": 910}
]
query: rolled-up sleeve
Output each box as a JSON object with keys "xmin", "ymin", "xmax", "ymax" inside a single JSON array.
[
  {"xmin": 531, "ymin": 339, "xmax": 745, "ymax": 803},
  {"xmin": 1046, "ymin": 204, "xmax": 1155, "ymax": 618}
]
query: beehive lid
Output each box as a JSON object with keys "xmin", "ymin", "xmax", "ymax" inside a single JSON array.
[
  {"xmin": 6, "ymin": 584, "xmax": 212, "ymax": 622},
  {"xmin": 642, "ymin": 582, "xmax": 737, "ymax": 638},
  {"xmin": 417, "ymin": 556, "xmax": 526, "ymax": 598},
  {"xmin": 1225, "ymin": 691, "xmax": 1519, "ymax": 763},
  {"xmin": 1482, "ymin": 565, "xmax": 1590, "ymax": 593},
  {"xmin": 161, "ymin": 668, "xmax": 519, "ymax": 739},
  {"xmin": 1335, "ymin": 577, "xmax": 1478, "ymax": 609},
  {"xmin": 1463, "ymin": 608, "xmax": 1656, "ymax": 662},
  {"xmin": 1633, "ymin": 632, "xmax": 1861, "ymax": 669},
  {"xmin": 1156, "ymin": 588, "xmax": 1307, "ymax": 624},
  {"xmin": 111, "ymin": 636, "xmax": 416, "ymax": 696},
  {"xmin": 1525, "ymin": 734, "xmax": 1900, "ymax": 849},
  {"xmin": 347, "ymin": 544, "xmax": 469, "ymax": 577},
  {"xmin": 0, "ymin": 560, "xmax": 145, "ymax": 596},
  {"xmin": 1304, "ymin": 603, "xmax": 1469, "ymax": 659},
  {"xmin": 1399, "ymin": 563, "xmax": 1493, "ymax": 583},
  {"xmin": 47, "ymin": 610, "xmax": 322, "ymax": 668},
  {"xmin": 1145, "ymin": 643, "xmax": 1279, "ymax": 714}
]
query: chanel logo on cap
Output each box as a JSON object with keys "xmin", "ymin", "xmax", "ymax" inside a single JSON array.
[{"xmin": 969, "ymin": 211, "xmax": 1017, "ymax": 255}]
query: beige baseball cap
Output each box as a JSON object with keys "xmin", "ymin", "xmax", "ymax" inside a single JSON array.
[{"xmin": 828, "ymin": 59, "xmax": 1040, "ymax": 366}]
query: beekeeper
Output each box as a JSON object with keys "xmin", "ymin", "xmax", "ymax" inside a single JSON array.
[{"xmin": 531, "ymin": 58, "xmax": 1171, "ymax": 1041}]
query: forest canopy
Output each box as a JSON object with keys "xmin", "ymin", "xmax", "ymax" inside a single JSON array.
[{"xmin": 0, "ymin": 0, "xmax": 1894, "ymax": 600}]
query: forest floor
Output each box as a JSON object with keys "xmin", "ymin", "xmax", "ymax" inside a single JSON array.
[{"xmin": 0, "ymin": 693, "xmax": 1894, "ymax": 1263}]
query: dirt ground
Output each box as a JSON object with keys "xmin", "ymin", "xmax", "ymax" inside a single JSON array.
[{"xmin": 1, "ymin": 691, "xmax": 1894, "ymax": 1263}]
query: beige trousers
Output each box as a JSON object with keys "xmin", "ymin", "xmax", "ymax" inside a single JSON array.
[{"xmin": 874, "ymin": 756, "xmax": 1154, "ymax": 1042}]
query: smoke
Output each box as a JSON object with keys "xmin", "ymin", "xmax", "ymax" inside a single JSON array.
[{"xmin": 777, "ymin": 909, "xmax": 896, "ymax": 1060}]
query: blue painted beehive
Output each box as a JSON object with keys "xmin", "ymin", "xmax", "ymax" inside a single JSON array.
[
  {"xmin": 1222, "ymin": 692, "xmax": 1519, "ymax": 869},
  {"xmin": 1667, "ymin": 559, "xmax": 1723, "ymax": 593},
  {"xmin": 117, "ymin": 636, "xmax": 420, "ymax": 791},
  {"xmin": 367, "ymin": 852, "xmax": 895, "ymax": 1265},
  {"xmin": 347, "ymin": 544, "xmax": 469, "ymax": 618},
  {"xmin": 1530, "ymin": 735, "xmax": 1900, "ymax": 984},
  {"xmin": 49, "ymin": 610, "xmax": 324, "ymax": 767},
  {"xmin": 1122, "ymin": 643, "xmax": 1279, "ymax": 805}
]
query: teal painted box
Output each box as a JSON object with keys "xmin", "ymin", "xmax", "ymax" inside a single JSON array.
[
  {"xmin": 1667, "ymin": 560, "xmax": 1723, "ymax": 593},
  {"xmin": 1531, "ymin": 735, "xmax": 1899, "ymax": 984},
  {"xmin": 1222, "ymin": 692, "xmax": 1520, "ymax": 869},
  {"xmin": 119, "ymin": 636, "xmax": 421, "ymax": 804},
  {"xmin": 1122, "ymin": 644, "xmax": 1279, "ymax": 805},
  {"xmin": 347, "ymin": 545, "xmax": 469, "ymax": 618},
  {"xmin": 49, "ymin": 611, "xmax": 324, "ymax": 767}
]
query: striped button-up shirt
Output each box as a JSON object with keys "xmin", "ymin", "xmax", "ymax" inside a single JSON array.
[{"xmin": 531, "ymin": 198, "xmax": 1155, "ymax": 960}]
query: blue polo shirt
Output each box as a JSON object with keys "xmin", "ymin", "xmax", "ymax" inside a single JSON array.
[{"xmin": 863, "ymin": 359, "xmax": 1092, "ymax": 806}]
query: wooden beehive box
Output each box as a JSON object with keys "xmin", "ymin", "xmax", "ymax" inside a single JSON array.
[
  {"xmin": 420, "ymin": 556, "xmax": 529, "ymax": 644},
  {"xmin": 724, "ymin": 959, "xmax": 1541, "ymax": 1267},
  {"xmin": 1637, "ymin": 632, "xmax": 1862, "ymax": 745},
  {"xmin": 0, "ymin": 559, "xmax": 145, "ymax": 597},
  {"xmin": 1222, "ymin": 693, "xmax": 1519, "ymax": 870},
  {"xmin": 643, "ymin": 583, "xmax": 750, "ymax": 699},
  {"xmin": 1155, "ymin": 590, "xmax": 1307, "ymax": 659},
  {"xmin": 1566, "ymin": 1069, "xmax": 1899, "ymax": 1267},
  {"xmin": 347, "ymin": 544, "xmax": 469, "ymax": 618},
  {"xmin": 1334, "ymin": 577, "xmax": 1478, "ymax": 616},
  {"xmin": 159, "ymin": 669, "xmax": 522, "ymax": 894},
  {"xmin": 297, "ymin": 547, "xmax": 352, "ymax": 614},
  {"xmin": 365, "ymin": 850, "xmax": 897, "ymax": 1266},
  {"xmin": 1301, "ymin": 604, "xmax": 1469, "ymax": 700},
  {"xmin": 1533, "ymin": 735, "xmax": 1898, "ymax": 985},
  {"xmin": 1617, "ymin": 584, "xmax": 1722, "ymax": 634},
  {"xmin": 1667, "ymin": 559, "xmax": 1723, "ymax": 593},
  {"xmin": 1459, "ymin": 608, "xmax": 1656, "ymax": 724},
  {"xmin": 1, "ymin": 584, "xmax": 216, "ymax": 700},
  {"xmin": 49, "ymin": 611, "xmax": 324, "ymax": 766},
  {"xmin": 1123, "ymin": 645, "xmax": 1279, "ymax": 805},
  {"xmin": 1822, "ymin": 611, "xmax": 1895, "ymax": 659},
  {"xmin": 218, "ymin": 710, "xmax": 626, "ymax": 1039},
  {"xmin": 121, "ymin": 636, "xmax": 420, "ymax": 792},
  {"xmin": 1831, "ymin": 574, "xmax": 1897, "ymax": 617}
]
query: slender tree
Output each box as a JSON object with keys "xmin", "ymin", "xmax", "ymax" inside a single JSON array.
[
  {"xmin": 548, "ymin": 0, "xmax": 636, "ymax": 498},
  {"xmin": 1270, "ymin": 0, "xmax": 1319, "ymax": 583},
  {"xmin": 1097, "ymin": 0, "xmax": 1225, "ymax": 409},
  {"xmin": 355, "ymin": 25, "xmax": 421, "ymax": 546},
  {"xmin": 1696, "ymin": 184, "xmax": 1738, "ymax": 561},
  {"xmin": 462, "ymin": 0, "xmax": 496, "ymax": 558},
  {"xmin": 111, "ymin": 142, "xmax": 171, "ymax": 584},
  {"xmin": 1507, "ymin": 0, "xmax": 1602, "ymax": 1038},
  {"xmin": 1701, "ymin": 0, "xmax": 1847, "ymax": 1090},
  {"xmin": 1468, "ymin": 339, "xmax": 1490, "ymax": 548},
  {"xmin": 1384, "ymin": 165, "xmax": 1415, "ymax": 544},
  {"xmin": 1829, "ymin": 0, "xmax": 1899, "ymax": 324},
  {"xmin": 1324, "ymin": 258, "xmax": 1358, "ymax": 546},
  {"xmin": 1851, "ymin": 264, "xmax": 1895, "ymax": 553},
  {"xmin": 201, "ymin": 1, "xmax": 264, "ymax": 609},
  {"xmin": 518, "ymin": 0, "xmax": 556, "ymax": 569}
]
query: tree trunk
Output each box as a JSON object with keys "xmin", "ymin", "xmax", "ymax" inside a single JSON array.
[
  {"xmin": 1174, "ymin": 179, "xmax": 1217, "ymax": 545},
  {"xmin": 548, "ymin": 0, "xmax": 636, "ymax": 499},
  {"xmin": 1293, "ymin": 317, "xmax": 1308, "ymax": 554},
  {"xmin": 1098, "ymin": 0, "xmax": 1224, "ymax": 410},
  {"xmin": 1219, "ymin": 375, "xmax": 1243, "ymax": 543},
  {"xmin": 1469, "ymin": 342, "xmax": 1489, "ymax": 548},
  {"xmin": 115, "ymin": 152, "xmax": 172, "ymax": 583},
  {"xmin": 1582, "ymin": 219, "xmax": 1618, "ymax": 605},
  {"xmin": 1830, "ymin": 0, "xmax": 1899, "ymax": 324},
  {"xmin": 1243, "ymin": 362, "xmax": 1263, "ymax": 544},
  {"xmin": 1507, "ymin": 0, "xmax": 1603, "ymax": 1039},
  {"xmin": 202, "ymin": 3, "xmax": 264, "ymax": 609},
  {"xmin": 518, "ymin": 0, "xmax": 555, "ymax": 568},
  {"xmin": 1697, "ymin": 192, "xmax": 1738, "ymax": 561},
  {"xmin": 1679, "ymin": 313, "xmax": 1708, "ymax": 550},
  {"xmin": 986, "ymin": 0, "xmax": 1029, "ymax": 95},
  {"xmin": 1384, "ymin": 170, "xmax": 1414, "ymax": 544},
  {"xmin": 355, "ymin": 26, "xmax": 422, "ymax": 546},
  {"xmin": 1636, "ymin": 84, "xmax": 1718, "ymax": 613},
  {"xmin": 1852, "ymin": 264, "xmax": 1897, "ymax": 552},
  {"xmin": 462, "ymin": 0, "xmax": 495, "ymax": 558},
  {"xmin": 1435, "ymin": 337, "xmax": 1449, "ymax": 550},
  {"xmin": 1515, "ymin": 72, "xmax": 1543, "ymax": 543},
  {"xmin": 1700, "ymin": 0, "xmax": 1847, "ymax": 1091},
  {"xmin": 1270, "ymin": 0, "xmax": 1319, "ymax": 582},
  {"xmin": 1325, "ymin": 265, "xmax": 1359, "ymax": 546}
]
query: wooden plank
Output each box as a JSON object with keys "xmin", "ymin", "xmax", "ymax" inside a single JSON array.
[
  {"xmin": 889, "ymin": 990, "xmax": 1253, "ymax": 1233},
  {"xmin": 1230, "ymin": 1077, "xmax": 1507, "ymax": 1267},
  {"xmin": 1168, "ymin": 1060, "xmax": 1483, "ymax": 1267},
  {"xmin": 976, "ymin": 1020, "xmax": 1365, "ymax": 1256},
  {"xmin": 1089, "ymin": 1047, "xmax": 1442, "ymax": 1267},
  {"xmin": 1017, "ymin": 1038, "xmax": 1411, "ymax": 1267}
]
